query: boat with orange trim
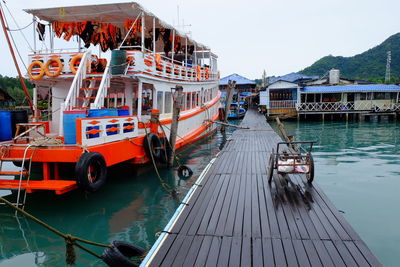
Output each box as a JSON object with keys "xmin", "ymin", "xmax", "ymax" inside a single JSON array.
[{"xmin": 0, "ymin": 2, "xmax": 220, "ymax": 196}]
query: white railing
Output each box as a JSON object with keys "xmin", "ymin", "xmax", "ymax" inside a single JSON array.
[
  {"xmin": 64, "ymin": 51, "xmax": 91, "ymax": 111},
  {"xmin": 28, "ymin": 51, "xmax": 86, "ymax": 76},
  {"xmin": 296, "ymin": 101, "xmax": 400, "ymax": 112},
  {"xmin": 91, "ymin": 60, "xmax": 111, "ymax": 109},
  {"xmin": 77, "ymin": 116, "xmax": 139, "ymax": 146},
  {"xmin": 269, "ymin": 100, "xmax": 297, "ymax": 108},
  {"xmin": 125, "ymin": 50, "xmax": 218, "ymax": 82}
]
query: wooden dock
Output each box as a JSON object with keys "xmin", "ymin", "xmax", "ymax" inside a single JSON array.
[{"xmin": 141, "ymin": 109, "xmax": 381, "ymax": 266}]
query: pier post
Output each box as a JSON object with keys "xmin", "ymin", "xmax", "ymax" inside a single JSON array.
[
  {"xmin": 223, "ymin": 80, "xmax": 236, "ymax": 130},
  {"xmin": 168, "ymin": 86, "xmax": 183, "ymax": 168}
]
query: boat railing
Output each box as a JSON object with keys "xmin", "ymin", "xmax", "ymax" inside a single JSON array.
[
  {"xmin": 269, "ymin": 100, "xmax": 297, "ymax": 109},
  {"xmin": 296, "ymin": 101, "xmax": 400, "ymax": 112},
  {"xmin": 28, "ymin": 50, "xmax": 85, "ymax": 77},
  {"xmin": 124, "ymin": 50, "xmax": 217, "ymax": 82},
  {"xmin": 76, "ymin": 115, "xmax": 139, "ymax": 146},
  {"xmin": 63, "ymin": 51, "xmax": 91, "ymax": 111},
  {"xmin": 91, "ymin": 60, "xmax": 111, "ymax": 109}
]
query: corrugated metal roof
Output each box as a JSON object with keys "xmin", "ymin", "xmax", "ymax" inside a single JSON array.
[
  {"xmin": 301, "ymin": 84, "xmax": 400, "ymax": 93},
  {"xmin": 219, "ymin": 73, "xmax": 256, "ymax": 85},
  {"xmin": 269, "ymin": 73, "xmax": 318, "ymax": 84}
]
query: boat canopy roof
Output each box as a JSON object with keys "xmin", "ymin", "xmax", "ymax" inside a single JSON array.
[{"xmin": 24, "ymin": 2, "xmax": 209, "ymax": 50}]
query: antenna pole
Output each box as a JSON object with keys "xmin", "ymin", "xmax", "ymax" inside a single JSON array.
[{"xmin": 0, "ymin": 4, "xmax": 33, "ymax": 110}]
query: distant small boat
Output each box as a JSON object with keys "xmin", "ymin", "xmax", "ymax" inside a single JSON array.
[{"xmin": 228, "ymin": 102, "xmax": 246, "ymax": 119}]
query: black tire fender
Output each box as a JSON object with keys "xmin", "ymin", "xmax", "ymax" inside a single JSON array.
[
  {"xmin": 75, "ymin": 152, "xmax": 107, "ymax": 192},
  {"xmin": 143, "ymin": 133, "xmax": 165, "ymax": 163},
  {"xmin": 102, "ymin": 241, "xmax": 146, "ymax": 267}
]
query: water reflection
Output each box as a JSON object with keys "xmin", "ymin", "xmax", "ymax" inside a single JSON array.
[{"xmin": 0, "ymin": 122, "xmax": 240, "ymax": 266}]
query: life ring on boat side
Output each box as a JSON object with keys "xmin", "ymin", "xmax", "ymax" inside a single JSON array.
[
  {"xmin": 75, "ymin": 152, "xmax": 107, "ymax": 192},
  {"xmin": 143, "ymin": 133, "xmax": 166, "ymax": 163},
  {"xmin": 44, "ymin": 58, "xmax": 63, "ymax": 77},
  {"xmin": 102, "ymin": 240, "xmax": 146, "ymax": 267},
  {"xmin": 27, "ymin": 61, "xmax": 45, "ymax": 80},
  {"xmin": 69, "ymin": 54, "xmax": 89, "ymax": 74}
]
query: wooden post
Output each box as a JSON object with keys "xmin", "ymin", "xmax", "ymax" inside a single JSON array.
[
  {"xmin": 224, "ymin": 80, "xmax": 236, "ymax": 123},
  {"xmin": 168, "ymin": 86, "xmax": 183, "ymax": 168}
]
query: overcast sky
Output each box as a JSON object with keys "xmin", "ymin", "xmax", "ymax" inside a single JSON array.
[{"xmin": 0, "ymin": 0, "xmax": 399, "ymax": 79}]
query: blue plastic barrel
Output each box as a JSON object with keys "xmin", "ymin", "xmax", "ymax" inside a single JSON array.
[
  {"xmin": 63, "ymin": 110, "xmax": 86, "ymax": 144},
  {"xmin": 0, "ymin": 110, "xmax": 12, "ymax": 141},
  {"xmin": 118, "ymin": 109, "xmax": 130, "ymax": 116},
  {"xmin": 88, "ymin": 109, "xmax": 118, "ymax": 118}
]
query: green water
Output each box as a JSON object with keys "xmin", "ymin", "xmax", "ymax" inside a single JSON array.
[
  {"xmin": 0, "ymin": 124, "xmax": 238, "ymax": 267},
  {"xmin": 0, "ymin": 120, "xmax": 399, "ymax": 266},
  {"xmin": 271, "ymin": 120, "xmax": 400, "ymax": 267}
]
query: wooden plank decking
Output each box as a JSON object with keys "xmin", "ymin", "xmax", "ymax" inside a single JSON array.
[{"xmin": 141, "ymin": 109, "xmax": 381, "ymax": 266}]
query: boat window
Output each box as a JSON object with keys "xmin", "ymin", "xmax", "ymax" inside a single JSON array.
[
  {"xmin": 165, "ymin": 92, "xmax": 172, "ymax": 113},
  {"xmin": 142, "ymin": 89, "xmax": 153, "ymax": 115},
  {"xmin": 187, "ymin": 93, "xmax": 192, "ymax": 109},
  {"xmin": 180, "ymin": 93, "xmax": 185, "ymax": 109},
  {"xmin": 157, "ymin": 91, "xmax": 164, "ymax": 113},
  {"xmin": 192, "ymin": 93, "xmax": 196, "ymax": 108}
]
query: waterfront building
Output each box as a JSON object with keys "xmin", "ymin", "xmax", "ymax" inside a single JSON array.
[
  {"xmin": 262, "ymin": 69, "xmax": 400, "ymax": 120},
  {"xmin": 219, "ymin": 73, "xmax": 256, "ymax": 104}
]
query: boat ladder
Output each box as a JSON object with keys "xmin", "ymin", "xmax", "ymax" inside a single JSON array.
[{"xmin": 0, "ymin": 145, "xmax": 33, "ymax": 211}]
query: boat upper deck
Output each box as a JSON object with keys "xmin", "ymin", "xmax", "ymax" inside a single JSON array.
[{"xmin": 141, "ymin": 109, "xmax": 381, "ymax": 266}]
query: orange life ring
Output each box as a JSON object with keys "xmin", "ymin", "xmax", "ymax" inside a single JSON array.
[
  {"xmin": 28, "ymin": 61, "xmax": 45, "ymax": 80},
  {"xmin": 44, "ymin": 58, "xmax": 63, "ymax": 77},
  {"xmin": 69, "ymin": 54, "xmax": 89, "ymax": 74}
]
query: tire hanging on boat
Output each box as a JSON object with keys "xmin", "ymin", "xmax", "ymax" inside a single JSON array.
[
  {"xmin": 143, "ymin": 133, "xmax": 167, "ymax": 163},
  {"xmin": 75, "ymin": 152, "xmax": 107, "ymax": 192},
  {"xmin": 101, "ymin": 240, "xmax": 146, "ymax": 267}
]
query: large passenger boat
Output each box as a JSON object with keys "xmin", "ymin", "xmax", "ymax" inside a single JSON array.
[{"xmin": 0, "ymin": 2, "xmax": 220, "ymax": 197}]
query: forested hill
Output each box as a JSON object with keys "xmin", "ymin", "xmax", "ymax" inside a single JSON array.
[
  {"xmin": 300, "ymin": 33, "xmax": 400, "ymax": 82},
  {"xmin": 0, "ymin": 75, "xmax": 33, "ymax": 105}
]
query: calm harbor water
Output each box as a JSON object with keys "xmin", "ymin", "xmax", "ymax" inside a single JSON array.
[
  {"xmin": 0, "ymin": 119, "xmax": 399, "ymax": 266},
  {"xmin": 0, "ymin": 123, "xmax": 238, "ymax": 267},
  {"xmin": 271, "ymin": 120, "xmax": 400, "ymax": 267}
]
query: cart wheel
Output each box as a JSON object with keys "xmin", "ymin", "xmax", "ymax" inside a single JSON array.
[
  {"xmin": 267, "ymin": 153, "xmax": 274, "ymax": 183},
  {"xmin": 306, "ymin": 154, "xmax": 314, "ymax": 183}
]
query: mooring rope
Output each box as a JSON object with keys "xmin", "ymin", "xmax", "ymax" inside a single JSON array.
[
  {"xmin": 140, "ymin": 122, "xmax": 178, "ymax": 198},
  {"xmin": 0, "ymin": 196, "xmax": 111, "ymax": 264}
]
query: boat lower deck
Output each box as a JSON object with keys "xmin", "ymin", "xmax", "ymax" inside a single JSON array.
[{"xmin": 142, "ymin": 109, "xmax": 381, "ymax": 266}]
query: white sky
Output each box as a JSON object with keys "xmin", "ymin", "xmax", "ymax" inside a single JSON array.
[{"xmin": 0, "ymin": 0, "xmax": 399, "ymax": 79}]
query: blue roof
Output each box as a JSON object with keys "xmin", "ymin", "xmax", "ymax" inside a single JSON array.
[
  {"xmin": 301, "ymin": 84, "xmax": 400, "ymax": 93},
  {"xmin": 220, "ymin": 73, "xmax": 256, "ymax": 85},
  {"xmin": 269, "ymin": 72, "xmax": 319, "ymax": 84}
]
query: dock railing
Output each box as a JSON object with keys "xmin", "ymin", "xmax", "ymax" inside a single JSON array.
[
  {"xmin": 269, "ymin": 100, "xmax": 297, "ymax": 109},
  {"xmin": 296, "ymin": 101, "xmax": 400, "ymax": 112}
]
